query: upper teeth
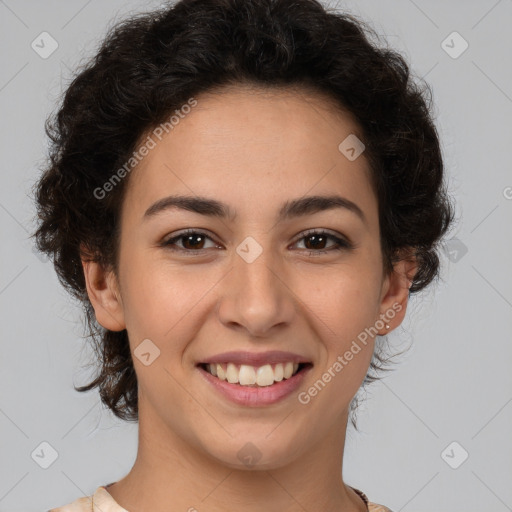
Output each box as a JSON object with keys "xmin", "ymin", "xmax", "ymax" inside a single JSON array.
[{"xmin": 207, "ymin": 362, "xmax": 299, "ymax": 386}]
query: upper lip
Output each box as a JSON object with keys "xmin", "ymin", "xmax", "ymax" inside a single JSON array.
[{"xmin": 199, "ymin": 350, "xmax": 312, "ymax": 367}]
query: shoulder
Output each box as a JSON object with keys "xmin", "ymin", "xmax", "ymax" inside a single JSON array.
[
  {"xmin": 47, "ymin": 495, "xmax": 93, "ymax": 512},
  {"xmin": 350, "ymin": 485, "xmax": 394, "ymax": 512},
  {"xmin": 47, "ymin": 486, "xmax": 129, "ymax": 512},
  {"xmin": 368, "ymin": 502, "xmax": 395, "ymax": 512}
]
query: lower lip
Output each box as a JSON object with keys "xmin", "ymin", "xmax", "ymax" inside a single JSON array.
[{"xmin": 197, "ymin": 365, "xmax": 312, "ymax": 406}]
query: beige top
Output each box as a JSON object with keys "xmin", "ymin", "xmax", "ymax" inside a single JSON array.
[{"xmin": 48, "ymin": 483, "xmax": 394, "ymax": 512}]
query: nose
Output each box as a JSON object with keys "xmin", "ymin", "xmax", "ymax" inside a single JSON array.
[{"xmin": 216, "ymin": 242, "xmax": 296, "ymax": 338}]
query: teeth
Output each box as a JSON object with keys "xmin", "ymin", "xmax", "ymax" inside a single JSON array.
[
  {"xmin": 226, "ymin": 363, "xmax": 238, "ymax": 384},
  {"xmin": 206, "ymin": 362, "xmax": 300, "ymax": 386},
  {"xmin": 239, "ymin": 364, "xmax": 256, "ymax": 385},
  {"xmin": 284, "ymin": 362, "xmax": 294, "ymax": 379},
  {"xmin": 217, "ymin": 364, "xmax": 226, "ymax": 380},
  {"xmin": 256, "ymin": 364, "xmax": 274, "ymax": 386},
  {"xmin": 274, "ymin": 363, "xmax": 284, "ymax": 382}
]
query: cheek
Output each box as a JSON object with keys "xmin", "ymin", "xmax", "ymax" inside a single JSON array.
[
  {"xmin": 294, "ymin": 257, "xmax": 382, "ymax": 332},
  {"xmin": 117, "ymin": 247, "xmax": 189, "ymax": 339},
  {"xmin": 291, "ymin": 257, "xmax": 381, "ymax": 382},
  {"xmin": 296, "ymin": 270, "xmax": 378, "ymax": 416},
  {"xmin": 118, "ymin": 248, "xmax": 223, "ymax": 356}
]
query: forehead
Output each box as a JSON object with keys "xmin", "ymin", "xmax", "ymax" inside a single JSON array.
[{"xmin": 122, "ymin": 84, "xmax": 377, "ymax": 227}]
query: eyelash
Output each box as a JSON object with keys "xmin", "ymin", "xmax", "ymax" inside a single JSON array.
[{"xmin": 161, "ymin": 228, "xmax": 353, "ymax": 256}]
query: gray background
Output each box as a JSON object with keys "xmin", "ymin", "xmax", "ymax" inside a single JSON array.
[{"xmin": 1, "ymin": 0, "xmax": 511, "ymax": 511}]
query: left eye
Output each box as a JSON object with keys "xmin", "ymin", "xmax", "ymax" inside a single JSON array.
[
  {"xmin": 161, "ymin": 229, "xmax": 351, "ymax": 255},
  {"xmin": 293, "ymin": 230, "xmax": 351, "ymax": 254}
]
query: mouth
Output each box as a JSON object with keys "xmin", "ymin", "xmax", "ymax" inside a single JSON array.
[{"xmin": 196, "ymin": 362, "xmax": 313, "ymax": 387}]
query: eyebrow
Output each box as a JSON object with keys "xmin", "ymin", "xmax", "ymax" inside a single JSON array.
[{"xmin": 143, "ymin": 194, "xmax": 366, "ymax": 224}]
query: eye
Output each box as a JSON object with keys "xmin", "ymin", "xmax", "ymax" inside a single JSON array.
[
  {"xmin": 161, "ymin": 229, "xmax": 219, "ymax": 254},
  {"xmin": 161, "ymin": 228, "xmax": 352, "ymax": 256},
  {"xmin": 292, "ymin": 229, "xmax": 352, "ymax": 255}
]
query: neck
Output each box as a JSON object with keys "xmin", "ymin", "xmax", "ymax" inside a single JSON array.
[{"xmin": 107, "ymin": 399, "xmax": 367, "ymax": 512}]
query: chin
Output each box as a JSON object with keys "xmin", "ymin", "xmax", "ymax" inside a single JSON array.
[{"xmin": 202, "ymin": 435, "xmax": 303, "ymax": 471}]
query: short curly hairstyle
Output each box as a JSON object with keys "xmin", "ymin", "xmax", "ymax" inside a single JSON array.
[{"xmin": 31, "ymin": 0, "xmax": 454, "ymax": 427}]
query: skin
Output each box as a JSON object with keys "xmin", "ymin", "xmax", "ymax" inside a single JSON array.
[{"xmin": 82, "ymin": 84, "xmax": 416, "ymax": 512}]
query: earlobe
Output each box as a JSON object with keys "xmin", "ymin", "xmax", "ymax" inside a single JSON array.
[
  {"xmin": 377, "ymin": 250, "xmax": 417, "ymax": 334},
  {"xmin": 81, "ymin": 256, "xmax": 126, "ymax": 332}
]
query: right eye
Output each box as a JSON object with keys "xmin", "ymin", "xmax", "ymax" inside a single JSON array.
[{"xmin": 161, "ymin": 229, "xmax": 221, "ymax": 254}]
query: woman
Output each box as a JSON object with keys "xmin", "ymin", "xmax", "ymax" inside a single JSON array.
[{"xmin": 33, "ymin": 0, "xmax": 454, "ymax": 510}]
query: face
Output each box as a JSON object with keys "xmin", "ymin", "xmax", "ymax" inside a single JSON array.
[{"xmin": 85, "ymin": 84, "xmax": 412, "ymax": 470}]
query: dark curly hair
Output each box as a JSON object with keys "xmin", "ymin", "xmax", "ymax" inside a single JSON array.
[{"xmin": 31, "ymin": 0, "xmax": 454, "ymax": 428}]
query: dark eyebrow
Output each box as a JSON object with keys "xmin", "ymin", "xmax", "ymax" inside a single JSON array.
[{"xmin": 143, "ymin": 194, "xmax": 366, "ymax": 224}]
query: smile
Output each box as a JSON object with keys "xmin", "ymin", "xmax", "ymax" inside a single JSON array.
[
  {"xmin": 200, "ymin": 362, "xmax": 307, "ymax": 387},
  {"xmin": 197, "ymin": 361, "xmax": 313, "ymax": 406}
]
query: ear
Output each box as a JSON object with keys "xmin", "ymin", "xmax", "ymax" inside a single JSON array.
[
  {"xmin": 376, "ymin": 247, "xmax": 417, "ymax": 334},
  {"xmin": 80, "ymin": 244, "xmax": 126, "ymax": 331}
]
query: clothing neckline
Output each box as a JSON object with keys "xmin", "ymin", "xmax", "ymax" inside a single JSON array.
[
  {"xmin": 97, "ymin": 482, "xmax": 370, "ymax": 511},
  {"xmin": 350, "ymin": 486, "xmax": 370, "ymax": 507}
]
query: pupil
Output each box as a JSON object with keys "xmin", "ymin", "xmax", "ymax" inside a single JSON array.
[
  {"xmin": 184, "ymin": 234, "xmax": 203, "ymax": 249},
  {"xmin": 306, "ymin": 234, "xmax": 325, "ymax": 250}
]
